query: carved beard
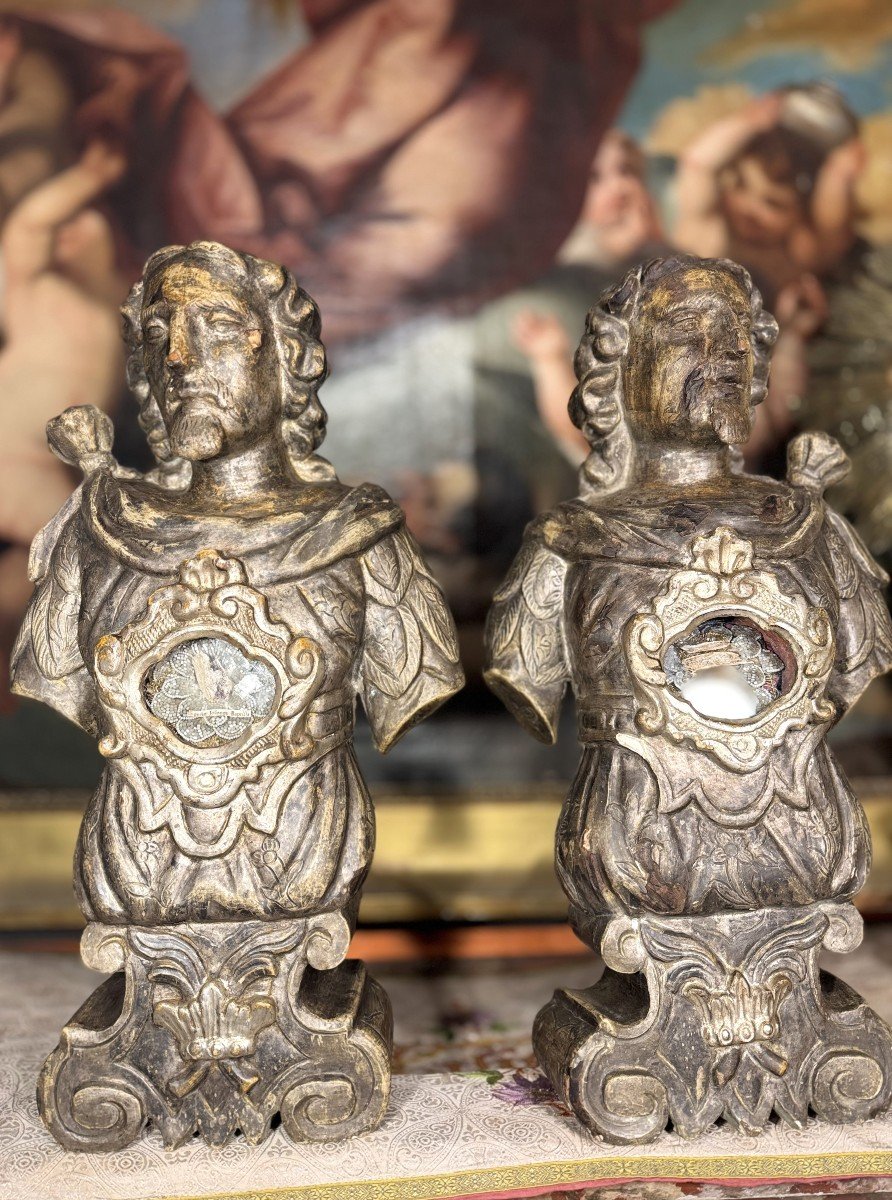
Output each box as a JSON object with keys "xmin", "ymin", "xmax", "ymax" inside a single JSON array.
[
  {"xmin": 682, "ymin": 367, "xmax": 751, "ymax": 446},
  {"xmin": 166, "ymin": 380, "xmax": 242, "ymax": 460},
  {"xmin": 168, "ymin": 401, "xmax": 226, "ymax": 461},
  {"xmin": 711, "ymin": 403, "xmax": 753, "ymax": 448}
]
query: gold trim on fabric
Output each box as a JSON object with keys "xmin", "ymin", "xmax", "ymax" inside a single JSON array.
[{"xmin": 143, "ymin": 1149, "xmax": 892, "ymax": 1200}]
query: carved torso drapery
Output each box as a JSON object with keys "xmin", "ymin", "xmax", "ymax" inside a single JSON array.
[
  {"xmin": 13, "ymin": 471, "xmax": 463, "ymax": 926},
  {"xmin": 485, "ymin": 460, "xmax": 892, "ymax": 925}
]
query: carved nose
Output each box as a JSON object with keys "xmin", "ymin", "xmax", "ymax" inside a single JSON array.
[
  {"xmin": 166, "ymin": 345, "xmax": 192, "ymax": 370},
  {"xmin": 166, "ymin": 317, "xmax": 194, "ymax": 369}
]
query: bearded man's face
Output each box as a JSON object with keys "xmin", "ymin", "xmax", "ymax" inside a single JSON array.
[
  {"xmin": 142, "ymin": 260, "xmax": 277, "ymax": 461},
  {"xmin": 622, "ymin": 265, "xmax": 756, "ymax": 449}
]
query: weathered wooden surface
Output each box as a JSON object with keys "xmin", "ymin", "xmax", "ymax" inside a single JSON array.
[
  {"xmin": 10, "ymin": 240, "xmax": 462, "ymax": 1149},
  {"xmin": 39, "ymin": 917, "xmax": 392, "ymax": 1150},
  {"xmin": 5, "ymin": 944, "xmax": 892, "ymax": 1200},
  {"xmin": 486, "ymin": 254, "xmax": 892, "ymax": 1142}
]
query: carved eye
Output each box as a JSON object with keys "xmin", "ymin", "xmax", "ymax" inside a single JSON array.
[
  {"xmin": 144, "ymin": 320, "xmax": 168, "ymax": 344},
  {"xmin": 207, "ymin": 313, "xmax": 245, "ymax": 334},
  {"xmin": 668, "ymin": 311, "xmax": 699, "ymax": 333}
]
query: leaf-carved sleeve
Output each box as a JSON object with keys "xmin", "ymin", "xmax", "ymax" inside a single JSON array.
[
  {"xmin": 823, "ymin": 508, "xmax": 892, "ymax": 713},
  {"xmin": 10, "ymin": 490, "xmax": 97, "ymax": 734},
  {"xmin": 484, "ymin": 538, "xmax": 569, "ymax": 743},
  {"xmin": 357, "ymin": 528, "xmax": 463, "ymax": 752}
]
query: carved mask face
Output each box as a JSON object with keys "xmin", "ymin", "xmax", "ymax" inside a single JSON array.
[
  {"xmin": 142, "ymin": 261, "xmax": 277, "ymax": 461},
  {"xmin": 622, "ymin": 265, "xmax": 755, "ymax": 448}
]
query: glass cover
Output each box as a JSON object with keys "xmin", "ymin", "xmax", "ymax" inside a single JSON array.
[
  {"xmin": 144, "ymin": 637, "xmax": 277, "ymax": 747},
  {"xmin": 663, "ymin": 617, "xmax": 786, "ymax": 720}
]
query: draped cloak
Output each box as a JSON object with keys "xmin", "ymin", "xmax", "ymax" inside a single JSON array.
[
  {"xmin": 485, "ymin": 466, "xmax": 892, "ymax": 927},
  {"xmin": 11, "ymin": 470, "xmax": 463, "ymax": 925}
]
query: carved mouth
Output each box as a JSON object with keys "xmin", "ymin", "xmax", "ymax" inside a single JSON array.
[
  {"xmin": 705, "ymin": 358, "xmax": 747, "ymax": 389},
  {"xmin": 173, "ymin": 387, "xmax": 220, "ymax": 406}
]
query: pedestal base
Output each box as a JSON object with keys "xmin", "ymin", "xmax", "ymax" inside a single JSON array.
[
  {"xmin": 38, "ymin": 915, "xmax": 392, "ymax": 1151},
  {"xmin": 534, "ymin": 902, "xmax": 892, "ymax": 1144}
]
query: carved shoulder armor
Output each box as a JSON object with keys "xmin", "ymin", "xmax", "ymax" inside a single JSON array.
[
  {"xmin": 484, "ymin": 537, "xmax": 569, "ymax": 743},
  {"xmin": 357, "ymin": 527, "xmax": 463, "ymax": 752}
]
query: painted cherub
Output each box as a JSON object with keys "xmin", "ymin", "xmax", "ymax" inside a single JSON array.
[
  {"xmin": 512, "ymin": 130, "xmax": 664, "ymax": 465},
  {"xmin": 674, "ymin": 83, "xmax": 864, "ymax": 300}
]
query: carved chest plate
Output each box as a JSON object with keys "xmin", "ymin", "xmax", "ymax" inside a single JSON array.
[
  {"xmin": 623, "ymin": 527, "xmax": 835, "ymax": 772},
  {"xmin": 93, "ymin": 550, "xmax": 324, "ymax": 809}
]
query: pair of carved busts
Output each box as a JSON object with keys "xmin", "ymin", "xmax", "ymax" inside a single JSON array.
[{"xmin": 12, "ymin": 244, "xmax": 892, "ymax": 1151}]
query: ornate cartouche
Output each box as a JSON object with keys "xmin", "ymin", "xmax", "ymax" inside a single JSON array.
[
  {"xmin": 11, "ymin": 241, "xmax": 463, "ymax": 1150},
  {"xmin": 485, "ymin": 255, "xmax": 892, "ymax": 1143}
]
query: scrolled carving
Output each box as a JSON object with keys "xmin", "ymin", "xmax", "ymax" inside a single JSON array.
[
  {"xmin": 305, "ymin": 912, "xmax": 352, "ymax": 971},
  {"xmin": 487, "ymin": 254, "xmax": 892, "ymax": 1142},
  {"xmin": 600, "ymin": 915, "xmax": 645, "ymax": 973},
  {"xmin": 37, "ymin": 920, "xmax": 391, "ymax": 1150},
  {"xmin": 536, "ymin": 903, "xmax": 892, "ymax": 1142},
  {"xmin": 80, "ymin": 924, "xmax": 127, "ymax": 973},
  {"xmin": 93, "ymin": 549, "xmax": 326, "ymax": 815},
  {"xmin": 624, "ymin": 527, "xmax": 836, "ymax": 772},
  {"xmin": 69, "ymin": 1085, "xmax": 146, "ymax": 1148},
  {"xmin": 280, "ymin": 1077, "xmax": 359, "ymax": 1141},
  {"xmin": 822, "ymin": 904, "xmax": 864, "ymax": 954},
  {"xmin": 595, "ymin": 1072, "xmax": 669, "ymax": 1144},
  {"xmin": 812, "ymin": 1052, "xmax": 885, "ymax": 1122},
  {"xmin": 13, "ymin": 240, "xmax": 462, "ymax": 1148}
]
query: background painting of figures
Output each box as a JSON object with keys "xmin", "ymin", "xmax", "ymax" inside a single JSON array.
[{"xmin": 0, "ymin": 0, "xmax": 891, "ymax": 787}]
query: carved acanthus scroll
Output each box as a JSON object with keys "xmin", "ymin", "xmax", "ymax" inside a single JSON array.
[
  {"xmin": 95, "ymin": 550, "xmax": 324, "ymax": 809},
  {"xmin": 624, "ymin": 527, "xmax": 835, "ymax": 771}
]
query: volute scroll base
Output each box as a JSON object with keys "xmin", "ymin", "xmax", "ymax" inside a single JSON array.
[
  {"xmin": 38, "ymin": 916, "xmax": 392, "ymax": 1151},
  {"xmin": 533, "ymin": 902, "xmax": 892, "ymax": 1144}
]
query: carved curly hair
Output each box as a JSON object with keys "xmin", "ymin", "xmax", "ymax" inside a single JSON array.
[
  {"xmin": 120, "ymin": 241, "xmax": 332, "ymax": 486},
  {"xmin": 570, "ymin": 254, "xmax": 779, "ymax": 498}
]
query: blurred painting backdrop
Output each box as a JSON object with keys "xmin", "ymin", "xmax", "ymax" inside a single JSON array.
[{"xmin": 1, "ymin": 0, "xmax": 892, "ymax": 802}]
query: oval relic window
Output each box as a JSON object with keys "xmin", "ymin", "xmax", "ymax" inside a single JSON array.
[
  {"xmin": 144, "ymin": 636, "xmax": 278, "ymax": 747},
  {"xmin": 662, "ymin": 617, "xmax": 793, "ymax": 721}
]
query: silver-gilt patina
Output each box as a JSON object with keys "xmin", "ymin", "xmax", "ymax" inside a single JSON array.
[
  {"xmin": 484, "ymin": 254, "xmax": 892, "ymax": 1144},
  {"xmin": 11, "ymin": 241, "xmax": 463, "ymax": 1150}
]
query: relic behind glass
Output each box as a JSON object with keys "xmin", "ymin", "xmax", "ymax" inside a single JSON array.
[
  {"xmin": 485, "ymin": 254, "xmax": 892, "ymax": 1143},
  {"xmin": 11, "ymin": 240, "xmax": 463, "ymax": 1150}
]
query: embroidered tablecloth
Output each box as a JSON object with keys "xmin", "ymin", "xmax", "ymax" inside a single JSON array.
[{"xmin": 3, "ymin": 946, "xmax": 892, "ymax": 1200}]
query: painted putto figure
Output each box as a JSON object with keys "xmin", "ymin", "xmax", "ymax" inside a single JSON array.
[
  {"xmin": 485, "ymin": 254, "xmax": 892, "ymax": 1142},
  {"xmin": 12, "ymin": 240, "xmax": 463, "ymax": 1150}
]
